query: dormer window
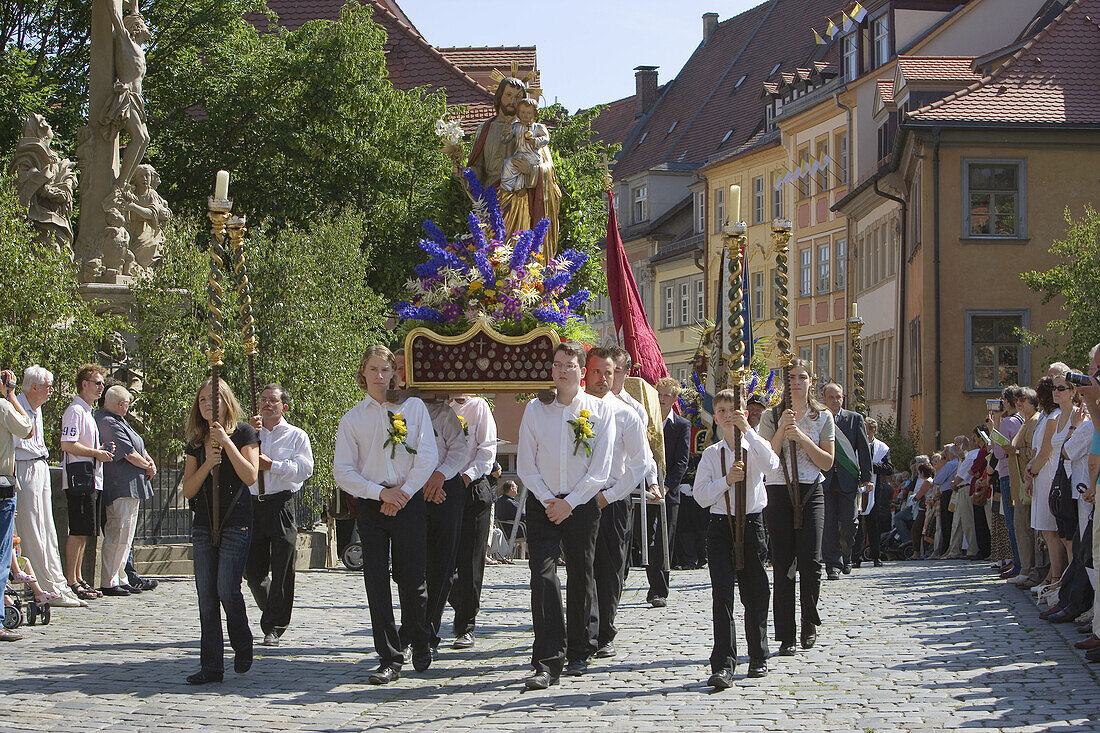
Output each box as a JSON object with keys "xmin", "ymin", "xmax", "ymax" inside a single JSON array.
[
  {"xmin": 843, "ymin": 34, "xmax": 858, "ymax": 80},
  {"xmin": 735, "ymin": 75, "xmax": 747, "ymax": 88},
  {"xmin": 720, "ymin": 129, "xmax": 733, "ymax": 145},
  {"xmin": 668, "ymin": 120, "xmax": 678, "ymax": 135},
  {"xmin": 770, "ymin": 62, "xmax": 781, "ymax": 76},
  {"xmin": 873, "ymin": 14, "xmax": 890, "ymax": 67}
]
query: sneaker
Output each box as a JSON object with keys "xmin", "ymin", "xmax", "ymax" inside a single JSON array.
[
  {"xmin": 453, "ymin": 632, "xmax": 474, "ymax": 649},
  {"xmin": 1007, "ymin": 574, "xmax": 1028, "ymax": 585},
  {"xmin": 51, "ymin": 594, "xmax": 87, "ymax": 608},
  {"xmin": 1076, "ymin": 610, "xmax": 1095, "ymax": 625},
  {"xmin": 261, "ymin": 632, "xmax": 280, "ymax": 647}
]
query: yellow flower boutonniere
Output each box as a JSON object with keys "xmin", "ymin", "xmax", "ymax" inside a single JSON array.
[
  {"xmin": 384, "ymin": 411, "xmax": 417, "ymax": 459},
  {"xmin": 567, "ymin": 408, "xmax": 595, "ymax": 457},
  {"xmin": 458, "ymin": 414, "xmax": 469, "ymax": 437}
]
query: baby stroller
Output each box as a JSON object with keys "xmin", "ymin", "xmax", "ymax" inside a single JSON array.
[
  {"xmin": 4, "ymin": 556, "xmax": 51, "ymax": 629},
  {"xmin": 880, "ymin": 526, "xmax": 912, "ymax": 562}
]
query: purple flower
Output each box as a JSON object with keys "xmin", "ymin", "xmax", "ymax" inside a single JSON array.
[
  {"xmin": 748, "ymin": 374, "xmax": 759, "ymax": 394},
  {"xmin": 566, "ymin": 289, "xmax": 591, "ymax": 311},
  {"xmin": 466, "ymin": 213, "xmax": 488, "ymax": 252},
  {"xmin": 441, "ymin": 303, "xmax": 462, "ymax": 324},
  {"xmin": 396, "ymin": 303, "xmax": 446, "ymax": 323},
  {"xmin": 533, "ymin": 307, "xmax": 566, "ymax": 327},
  {"xmin": 544, "ymin": 250, "xmax": 588, "ymax": 293},
  {"xmin": 530, "ymin": 218, "xmax": 550, "ymax": 254},
  {"xmin": 463, "ymin": 169, "xmax": 485, "ymax": 201},
  {"xmin": 764, "ymin": 369, "xmax": 776, "ymax": 393},
  {"xmin": 510, "ymin": 230, "xmax": 535, "ymax": 271},
  {"xmin": 484, "ymin": 186, "xmax": 506, "ymax": 241},
  {"xmin": 422, "ymin": 220, "xmax": 449, "ymax": 248}
]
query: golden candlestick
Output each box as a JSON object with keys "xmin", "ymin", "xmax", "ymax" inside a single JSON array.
[
  {"xmin": 770, "ymin": 218, "xmax": 793, "ymax": 364},
  {"xmin": 847, "ymin": 315, "xmax": 866, "ymax": 414},
  {"xmin": 206, "ymin": 195, "xmax": 231, "ymax": 544}
]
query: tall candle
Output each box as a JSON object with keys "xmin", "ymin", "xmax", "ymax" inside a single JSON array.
[
  {"xmin": 851, "ymin": 302, "xmax": 858, "ymax": 319},
  {"xmin": 728, "ymin": 184, "xmax": 741, "ymax": 224},
  {"xmin": 214, "ymin": 170, "xmax": 230, "ymax": 200}
]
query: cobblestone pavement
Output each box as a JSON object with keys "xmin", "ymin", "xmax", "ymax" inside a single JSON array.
[{"xmin": 1, "ymin": 558, "xmax": 1097, "ymax": 732}]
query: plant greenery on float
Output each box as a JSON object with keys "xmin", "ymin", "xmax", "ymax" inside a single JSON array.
[{"xmin": 394, "ymin": 170, "xmax": 595, "ymax": 343}]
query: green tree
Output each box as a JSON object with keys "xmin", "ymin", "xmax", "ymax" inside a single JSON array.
[
  {"xmin": 0, "ymin": 175, "xmax": 122, "ymax": 446},
  {"xmin": 1020, "ymin": 206, "xmax": 1099, "ymax": 367}
]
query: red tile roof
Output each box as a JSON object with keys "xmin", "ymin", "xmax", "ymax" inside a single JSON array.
[
  {"xmin": 895, "ymin": 56, "xmax": 979, "ymax": 85},
  {"xmin": 877, "ymin": 78, "xmax": 895, "ymax": 105},
  {"xmin": 908, "ymin": 0, "xmax": 1100, "ymax": 126},
  {"xmin": 589, "ymin": 94, "xmax": 642, "ymax": 148},
  {"xmin": 254, "ymin": 1, "xmax": 496, "ymax": 131},
  {"xmin": 608, "ymin": 0, "xmax": 850, "ymax": 180},
  {"xmin": 437, "ymin": 46, "xmax": 541, "ymax": 98}
]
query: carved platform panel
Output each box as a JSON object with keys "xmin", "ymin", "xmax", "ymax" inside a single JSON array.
[{"xmin": 404, "ymin": 323, "xmax": 559, "ymax": 390}]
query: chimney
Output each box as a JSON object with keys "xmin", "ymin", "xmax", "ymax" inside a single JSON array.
[
  {"xmin": 634, "ymin": 65, "xmax": 659, "ymax": 119},
  {"xmin": 703, "ymin": 12, "xmax": 719, "ymax": 43}
]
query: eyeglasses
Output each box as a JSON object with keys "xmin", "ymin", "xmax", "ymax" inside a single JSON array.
[
  {"xmin": 552, "ymin": 361, "xmax": 579, "ymax": 372},
  {"xmin": 1053, "ymin": 385, "xmax": 1074, "ymax": 392},
  {"xmin": 259, "ymin": 397, "xmax": 284, "ymax": 405},
  {"xmin": 90, "ymin": 380, "xmax": 104, "ymax": 387}
]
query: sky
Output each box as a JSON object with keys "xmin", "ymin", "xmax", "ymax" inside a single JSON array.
[{"xmin": 402, "ymin": 0, "xmax": 763, "ymax": 111}]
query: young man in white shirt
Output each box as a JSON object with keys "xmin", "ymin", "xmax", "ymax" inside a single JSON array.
[
  {"xmin": 333, "ymin": 346, "xmax": 438, "ymax": 685},
  {"xmin": 517, "ymin": 342, "xmax": 615, "ymax": 689},
  {"xmin": 585, "ymin": 348, "xmax": 650, "ymax": 661},
  {"xmin": 246, "ymin": 383, "xmax": 314, "ymax": 647},
  {"xmin": 448, "ymin": 391, "xmax": 498, "ymax": 649},
  {"xmin": 60, "ymin": 364, "xmax": 114, "ymax": 600},
  {"xmin": 393, "ymin": 350, "xmax": 469, "ymax": 652},
  {"xmin": 695, "ymin": 388, "xmax": 779, "ymax": 686}
]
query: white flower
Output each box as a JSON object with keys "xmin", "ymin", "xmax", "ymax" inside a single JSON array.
[{"xmin": 434, "ymin": 118, "xmax": 464, "ymax": 146}]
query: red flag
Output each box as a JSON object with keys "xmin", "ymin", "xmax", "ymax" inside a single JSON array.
[{"xmin": 605, "ymin": 190, "xmax": 670, "ymax": 384}]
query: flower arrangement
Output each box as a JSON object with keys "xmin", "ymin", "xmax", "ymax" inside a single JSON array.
[
  {"xmin": 383, "ymin": 411, "xmax": 416, "ymax": 459},
  {"xmin": 677, "ymin": 382, "xmax": 704, "ymax": 428},
  {"xmin": 567, "ymin": 408, "xmax": 595, "ymax": 457},
  {"xmin": 394, "ymin": 169, "xmax": 592, "ymax": 340}
]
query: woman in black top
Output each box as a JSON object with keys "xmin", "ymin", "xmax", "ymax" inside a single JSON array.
[{"xmin": 182, "ymin": 378, "xmax": 260, "ymax": 684}]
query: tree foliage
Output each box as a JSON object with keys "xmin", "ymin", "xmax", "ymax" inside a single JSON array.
[
  {"xmin": 1019, "ymin": 206, "xmax": 1099, "ymax": 368},
  {"xmin": 0, "ymin": 175, "xmax": 122, "ymax": 445}
]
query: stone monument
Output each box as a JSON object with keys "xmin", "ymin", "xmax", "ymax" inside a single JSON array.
[{"xmin": 8, "ymin": 114, "xmax": 78, "ymax": 258}]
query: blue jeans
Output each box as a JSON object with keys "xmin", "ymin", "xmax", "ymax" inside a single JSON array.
[
  {"xmin": 1000, "ymin": 475, "xmax": 1020, "ymax": 572},
  {"xmin": 192, "ymin": 525, "xmax": 253, "ymax": 674},
  {"xmin": 0, "ymin": 497, "xmax": 15, "ymax": 588}
]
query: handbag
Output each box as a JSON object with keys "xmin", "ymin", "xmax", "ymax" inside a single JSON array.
[
  {"xmin": 65, "ymin": 460, "xmax": 95, "ymax": 495},
  {"xmin": 1048, "ymin": 453, "xmax": 1076, "ymax": 526},
  {"xmin": 0, "ymin": 474, "xmax": 15, "ymax": 500}
]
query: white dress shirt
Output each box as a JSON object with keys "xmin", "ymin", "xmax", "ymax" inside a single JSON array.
[
  {"xmin": 427, "ymin": 399, "xmax": 469, "ymax": 480},
  {"xmin": 518, "ymin": 390, "xmax": 615, "ymax": 509},
  {"xmin": 694, "ymin": 427, "xmax": 778, "ymax": 516},
  {"xmin": 615, "ymin": 388, "xmax": 659, "ymax": 487},
  {"xmin": 60, "ymin": 396, "xmax": 103, "ymax": 491},
  {"xmin": 450, "ymin": 396, "xmax": 497, "ymax": 481},
  {"xmin": 598, "ymin": 391, "xmax": 651, "ymax": 504},
  {"xmin": 13, "ymin": 393, "xmax": 47, "ymax": 461},
  {"xmin": 249, "ymin": 417, "xmax": 314, "ymax": 496},
  {"xmin": 333, "ymin": 394, "xmax": 438, "ymax": 500}
]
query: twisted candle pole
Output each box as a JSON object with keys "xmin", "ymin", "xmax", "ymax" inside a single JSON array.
[
  {"xmin": 771, "ymin": 218, "xmax": 802, "ymax": 529},
  {"xmin": 207, "ymin": 195, "xmax": 231, "ymax": 546},
  {"xmin": 721, "ymin": 221, "xmax": 749, "ymax": 571},
  {"xmin": 228, "ymin": 215, "xmax": 265, "ymax": 499},
  {"xmin": 848, "ymin": 314, "xmax": 866, "ymax": 414}
]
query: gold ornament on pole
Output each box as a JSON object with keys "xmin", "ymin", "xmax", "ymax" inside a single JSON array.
[
  {"xmin": 770, "ymin": 216, "xmax": 802, "ymax": 529},
  {"xmin": 720, "ymin": 187, "xmax": 748, "ymax": 570},
  {"xmin": 847, "ymin": 303, "xmax": 866, "ymax": 414}
]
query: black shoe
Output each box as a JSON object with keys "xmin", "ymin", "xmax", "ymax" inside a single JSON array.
[
  {"xmin": 138, "ymin": 578, "xmax": 159, "ymax": 591},
  {"xmin": 100, "ymin": 586, "xmax": 130, "ymax": 596},
  {"xmin": 118, "ymin": 583, "xmax": 142, "ymax": 594},
  {"xmin": 776, "ymin": 642, "xmax": 796, "ymax": 656},
  {"xmin": 234, "ymin": 649, "xmax": 253, "ymax": 674},
  {"xmin": 842, "ymin": 563, "xmax": 852, "ymax": 575},
  {"xmin": 594, "ymin": 643, "xmax": 616, "ymax": 659},
  {"xmin": 649, "ymin": 597, "xmax": 667, "ymax": 608},
  {"xmin": 801, "ymin": 627, "xmax": 817, "ymax": 649},
  {"xmin": 707, "ymin": 669, "xmax": 734, "ymax": 689},
  {"xmin": 412, "ymin": 646, "xmax": 433, "ymax": 672},
  {"xmin": 523, "ymin": 671, "xmax": 559, "ymax": 690},
  {"xmin": 747, "ymin": 660, "xmax": 768, "ymax": 678},
  {"xmin": 563, "ymin": 658, "xmax": 588, "ymax": 676},
  {"xmin": 1086, "ymin": 647, "xmax": 1100, "ymax": 663},
  {"xmin": 873, "ymin": 559, "xmax": 884, "ymax": 567},
  {"xmin": 826, "ymin": 569, "xmax": 840, "ymax": 581},
  {"xmin": 187, "ymin": 670, "xmax": 223, "ymax": 685},
  {"xmin": 368, "ymin": 665, "xmax": 401, "ymax": 685},
  {"xmin": 852, "ymin": 561, "xmax": 861, "ymax": 569}
]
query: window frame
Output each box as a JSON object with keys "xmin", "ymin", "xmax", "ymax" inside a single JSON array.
[
  {"xmin": 842, "ymin": 33, "xmax": 858, "ymax": 80},
  {"xmin": 817, "ymin": 241, "xmax": 831, "ymax": 295},
  {"xmin": 715, "ymin": 188, "xmax": 725, "ymax": 231},
  {"xmin": 838, "ymin": 132, "xmax": 849, "ymax": 186},
  {"xmin": 752, "ymin": 271, "xmax": 764, "ymax": 323},
  {"xmin": 816, "ymin": 343, "xmax": 830, "ymax": 383},
  {"xmin": 772, "ymin": 172, "xmax": 784, "ymax": 220},
  {"xmin": 835, "ymin": 238, "xmax": 847, "ymax": 290},
  {"xmin": 694, "ymin": 191, "xmax": 705, "ymax": 234},
  {"xmin": 816, "ymin": 140, "xmax": 830, "ymax": 194},
  {"xmin": 799, "ymin": 247, "xmax": 812, "ymax": 297},
  {"xmin": 752, "ymin": 176, "xmax": 765, "ymax": 224},
  {"xmin": 964, "ymin": 309, "xmax": 1030, "ymax": 392},
  {"xmin": 632, "ymin": 184, "xmax": 648, "ymax": 224},
  {"xmin": 694, "ymin": 277, "xmax": 705, "ymax": 322},
  {"xmin": 834, "ymin": 341, "xmax": 846, "ymax": 392},
  {"xmin": 663, "ymin": 284, "xmax": 674, "ymax": 329},
  {"xmin": 962, "ymin": 158, "xmax": 1027, "ymax": 240},
  {"xmin": 872, "ymin": 14, "xmax": 890, "ymax": 67},
  {"xmin": 679, "ymin": 281, "xmax": 690, "ymax": 325}
]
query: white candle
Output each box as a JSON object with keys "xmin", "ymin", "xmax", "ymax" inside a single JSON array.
[
  {"xmin": 728, "ymin": 184, "xmax": 741, "ymax": 224},
  {"xmin": 851, "ymin": 302, "xmax": 858, "ymax": 319},
  {"xmin": 214, "ymin": 170, "xmax": 230, "ymax": 200}
]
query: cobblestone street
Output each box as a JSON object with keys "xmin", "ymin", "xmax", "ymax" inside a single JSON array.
[{"xmin": 1, "ymin": 559, "xmax": 1097, "ymax": 732}]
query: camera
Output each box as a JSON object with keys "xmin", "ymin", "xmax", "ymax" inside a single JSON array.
[
  {"xmin": 1065, "ymin": 372, "xmax": 1095, "ymax": 387},
  {"xmin": 985, "ymin": 398, "xmax": 1004, "ymax": 412}
]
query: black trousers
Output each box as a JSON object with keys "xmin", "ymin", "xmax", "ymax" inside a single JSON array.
[
  {"xmin": 763, "ymin": 482, "xmax": 824, "ymax": 645},
  {"xmin": 674, "ymin": 494, "xmax": 708, "ymax": 568},
  {"xmin": 244, "ymin": 492, "xmax": 298, "ymax": 636},
  {"xmin": 527, "ymin": 494, "xmax": 600, "ymax": 676},
  {"xmin": 707, "ymin": 513, "xmax": 770, "ymax": 672},
  {"xmin": 645, "ymin": 502, "xmax": 679, "ymax": 600},
  {"xmin": 358, "ymin": 493, "xmax": 430, "ymax": 667},
  {"xmin": 973, "ymin": 500, "xmax": 991, "ymax": 558},
  {"xmin": 822, "ymin": 479, "xmax": 858, "ymax": 571},
  {"xmin": 400, "ymin": 475, "xmax": 465, "ymax": 649},
  {"xmin": 451, "ymin": 475, "xmax": 492, "ymax": 637},
  {"xmin": 593, "ymin": 498, "xmax": 630, "ymax": 648},
  {"xmin": 937, "ymin": 492, "xmax": 954, "ymax": 555},
  {"xmin": 854, "ymin": 498, "xmax": 881, "ymax": 562}
]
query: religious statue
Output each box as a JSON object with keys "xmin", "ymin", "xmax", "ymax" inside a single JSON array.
[
  {"xmin": 8, "ymin": 114, "xmax": 79, "ymax": 257},
  {"xmin": 99, "ymin": 1, "xmax": 150, "ymax": 191},
  {"xmin": 125, "ymin": 163, "xmax": 172, "ymax": 271},
  {"xmin": 84, "ymin": 207, "xmax": 136, "ymax": 282},
  {"xmin": 465, "ymin": 69, "xmax": 561, "ymax": 257}
]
